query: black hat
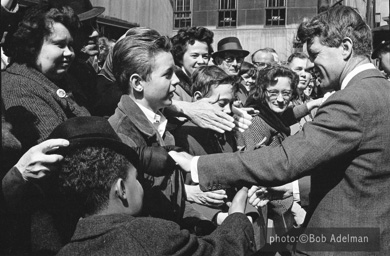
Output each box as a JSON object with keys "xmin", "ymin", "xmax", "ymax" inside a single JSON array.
[
  {"xmin": 372, "ymin": 40, "xmax": 390, "ymax": 59},
  {"xmin": 49, "ymin": 0, "xmax": 105, "ymax": 21},
  {"xmin": 48, "ymin": 116, "xmax": 138, "ymax": 168},
  {"xmin": 212, "ymin": 37, "xmax": 249, "ymax": 59}
]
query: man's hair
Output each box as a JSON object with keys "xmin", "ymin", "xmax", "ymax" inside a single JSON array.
[
  {"xmin": 113, "ymin": 34, "xmax": 172, "ymax": 94},
  {"xmin": 251, "ymin": 48, "xmax": 277, "ymax": 63},
  {"xmin": 4, "ymin": 4, "xmax": 79, "ymax": 66},
  {"xmin": 297, "ymin": 5, "xmax": 372, "ymax": 58},
  {"xmin": 171, "ymin": 26, "xmax": 214, "ymax": 66},
  {"xmin": 248, "ymin": 65, "xmax": 299, "ymax": 105},
  {"xmin": 191, "ymin": 66, "xmax": 238, "ymax": 97},
  {"xmin": 287, "ymin": 52, "xmax": 309, "ymax": 64},
  {"xmin": 58, "ymin": 146, "xmax": 133, "ymax": 216}
]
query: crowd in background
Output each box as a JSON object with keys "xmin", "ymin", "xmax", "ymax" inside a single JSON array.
[{"xmin": 1, "ymin": 0, "xmax": 390, "ymax": 255}]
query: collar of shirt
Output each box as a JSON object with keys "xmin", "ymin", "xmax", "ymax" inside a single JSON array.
[
  {"xmin": 134, "ymin": 102, "xmax": 167, "ymax": 138},
  {"xmin": 340, "ymin": 63, "xmax": 376, "ymax": 90}
]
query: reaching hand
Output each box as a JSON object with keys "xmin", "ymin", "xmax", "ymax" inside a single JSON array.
[
  {"xmin": 168, "ymin": 150, "xmax": 194, "ymax": 172},
  {"xmin": 185, "ymin": 185, "xmax": 227, "ymax": 206},
  {"xmin": 14, "ymin": 139, "xmax": 69, "ymax": 181},
  {"xmin": 232, "ymin": 107, "xmax": 256, "ymax": 132},
  {"xmin": 184, "ymin": 94, "xmax": 235, "ymax": 133},
  {"xmin": 247, "ymin": 183, "xmax": 293, "ymax": 208},
  {"xmin": 228, "ymin": 187, "xmax": 248, "ymax": 214},
  {"xmin": 1, "ymin": 0, "xmax": 16, "ymax": 10}
]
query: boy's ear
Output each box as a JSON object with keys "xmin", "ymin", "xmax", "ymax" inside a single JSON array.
[
  {"xmin": 129, "ymin": 74, "xmax": 144, "ymax": 92},
  {"xmin": 193, "ymin": 91, "xmax": 203, "ymax": 101},
  {"xmin": 115, "ymin": 179, "xmax": 127, "ymax": 201}
]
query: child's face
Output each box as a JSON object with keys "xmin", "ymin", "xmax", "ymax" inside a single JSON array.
[
  {"xmin": 208, "ymin": 83, "xmax": 235, "ymax": 114},
  {"xmin": 142, "ymin": 51, "xmax": 179, "ymax": 112},
  {"xmin": 123, "ymin": 165, "xmax": 144, "ymax": 216}
]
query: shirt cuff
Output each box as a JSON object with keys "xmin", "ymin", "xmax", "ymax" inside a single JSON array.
[
  {"xmin": 292, "ymin": 180, "xmax": 300, "ymax": 202},
  {"xmin": 190, "ymin": 156, "xmax": 200, "ymax": 183}
]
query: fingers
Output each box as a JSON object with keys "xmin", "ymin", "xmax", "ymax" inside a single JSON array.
[
  {"xmin": 247, "ymin": 185, "xmax": 259, "ymax": 198},
  {"xmin": 205, "ymin": 191, "xmax": 227, "ymax": 200},
  {"xmin": 34, "ymin": 139, "xmax": 70, "ymax": 154}
]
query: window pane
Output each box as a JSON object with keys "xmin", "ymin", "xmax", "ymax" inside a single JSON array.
[{"xmin": 184, "ymin": 0, "xmax": 190, "ymax": 11}]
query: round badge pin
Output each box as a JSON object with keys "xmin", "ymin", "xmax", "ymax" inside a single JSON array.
[{"xmin": 56, "ymin": 89, "xmax": 67, "ymax": 98}]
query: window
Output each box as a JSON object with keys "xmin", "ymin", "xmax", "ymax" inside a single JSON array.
[
  {"xmin": 265, "ymin": 0, "xmax": 286, "ymax": 26},
  {"xmin": 174, "ymin": 0, "xmax": 191, "ymax": 29},
  {"xmin": 218, "ymin": 0, "xmax": 237, "ymax": 27}
]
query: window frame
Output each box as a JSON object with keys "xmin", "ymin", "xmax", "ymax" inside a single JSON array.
[
  {"xmin": 218, "ymin": 0, "xmax": 237, "ymax": 28},
  {"xmin": 174, "ymin": 0, "xmax": 192, "ymax": 29},
  {"xmin": 265, "ymin": 0, "xmax": 286, "ymax": 27}
]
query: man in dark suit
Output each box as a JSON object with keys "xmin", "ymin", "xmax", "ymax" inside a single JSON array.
[
  {"xmin": 54, "ymin": 117, "xmax": 255, "ymax": 256},
  {"xmin": 171, "ymin": 6, "xmax": 390, "ymax": 255}
]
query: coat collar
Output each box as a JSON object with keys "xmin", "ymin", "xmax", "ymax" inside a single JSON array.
[
  {"xmin": 71, "ymin": 214, "xmax": 135, "ymax": 241},
  {"xmin": 117, "ymin": 95, "xmax": 159, "ymax": 138}
]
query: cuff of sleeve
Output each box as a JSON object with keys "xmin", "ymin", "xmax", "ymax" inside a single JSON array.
[
  {"xmin": 190, "ymin": 156, "xmax": 200, "ymax": 183},
  {"xmin": 292, "ymin": 180, "xmax": 300, "ymax": 202}
]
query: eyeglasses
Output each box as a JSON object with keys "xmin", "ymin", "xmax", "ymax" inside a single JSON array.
[
  {"xmin": 223, "ymin": 56, "xmax": 244, "ymax": 64},
  {"xmin": 266, "ymin": 90, "xmax": 292, "ymax": 100}
]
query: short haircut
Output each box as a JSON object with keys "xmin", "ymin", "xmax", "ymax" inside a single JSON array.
[
  {"xmin": 112, "ymin": 34, "xmax": 172, "ymax": 94},
  {"xmin": 287, "ymin": 52, "xmax": 309, "ymax": 64},
  {"xmin": 58, "ymin": 146, "xmax": 134, "ymax": 216},
  {"xmin": 297, "ymin": 5, "xmax": 371, "ymax": 58},
  {"xmin": 248, "ymin": 65, "xmax": 299, "ymax": 105},
  {"xmin": 251, "ymin": 48, "xmax": 277, "ymax": 63},
  {"xmin": 4, "ymin": 4, "xmax": 79, "ymax": 66},
  {"xmin": 171, "ymin": 26, "xmax": 214, "ymax": 66},
  {"xmin": 191, "ymin": 66, "xmax": 238, "ymax": 97},
  {"xmin": 238, "ymin": 61, "xmax": 257, "ymax": 78}
]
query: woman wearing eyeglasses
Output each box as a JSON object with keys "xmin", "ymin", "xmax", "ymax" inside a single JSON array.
[{"xmin": 237, "ymin": 65, "xmax": 312, "ymax": 252}]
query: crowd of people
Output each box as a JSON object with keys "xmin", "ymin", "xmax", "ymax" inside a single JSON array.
[{"xmin": 1, "ymin": 0, "xmax": 390, "ymax": 255}]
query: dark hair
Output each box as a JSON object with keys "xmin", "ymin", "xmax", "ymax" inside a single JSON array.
[
  {"xmin": 58, "ymin": 146, "xmax": 133, "ymax": 216},
  {"xmin": 297, "ymin": 5, "xmax": 372, "ymax": 58},
  {"xmin": 191, "ymin": 66, "xmax": 238, "ymax": 97},
  {"xmin": 171, "ymin": 26, "xmax": 214, "ymax": 66},
  {"xmin": 4, "ymin": 4, "xmax": 80, "ymax": 66},
  {"xmin": 238, "ymin": 61, "xmax": 257, "ymax": 78},
  {"xmin": 249, "ymin": 65, "xmax": 299, "ymax": 105},
  {"xmin": 113, "ymin": 34, "xmax": 172, "ymax": 94},
  {"xmin": 287, "ymin": 52, "xmax": 308, "ymax": 64}
]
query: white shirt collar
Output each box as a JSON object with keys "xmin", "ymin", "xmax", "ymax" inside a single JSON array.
[
  {"xmin": 340, "ymin": 63, "xmax": 376, "ymax": 90},
  {"xmin": 134, "ymin": 102, "xmax": 167, "ymax": 137}
]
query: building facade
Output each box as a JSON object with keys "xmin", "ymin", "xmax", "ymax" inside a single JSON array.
[
  {"xmin": 172, "ymin": 0, "xmax": 389, "ymax": 62},
  {"xmin": 173, "ymin": 0, "xmax": 317, "ymax": 62}
]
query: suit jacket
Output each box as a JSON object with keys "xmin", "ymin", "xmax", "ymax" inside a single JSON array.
[
  {"xmin": 197, "ymin": 69, "xmax": 390, "ymax": 254},
  {"xmin": 57, "ymin": 213, "xmax": 255, "ymax": 256}
]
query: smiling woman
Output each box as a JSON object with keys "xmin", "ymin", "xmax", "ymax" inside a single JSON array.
[{"xmin": 2, "ymin": 4, "xmax": 90, "ymax": 152}]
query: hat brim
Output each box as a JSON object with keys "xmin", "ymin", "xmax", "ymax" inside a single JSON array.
[
  {"xmin": 372, "ymin": 41, "xmax": 390, "ymax": 59},
  {"xmin": 212, "ymin": 49, "xmax": 250, "ymax": 59},
  {"xmin": 78, "ymin": 6, "xmax": 105, "ymax": 21}
]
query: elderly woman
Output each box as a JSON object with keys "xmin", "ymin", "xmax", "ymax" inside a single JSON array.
[
  {"xmin": 170, "ymin": 26, "xmax": 214, "ymax": 101},
  {"xmin": 2, "ymin": 4, "xmax": 90, "ymax": 153}
]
